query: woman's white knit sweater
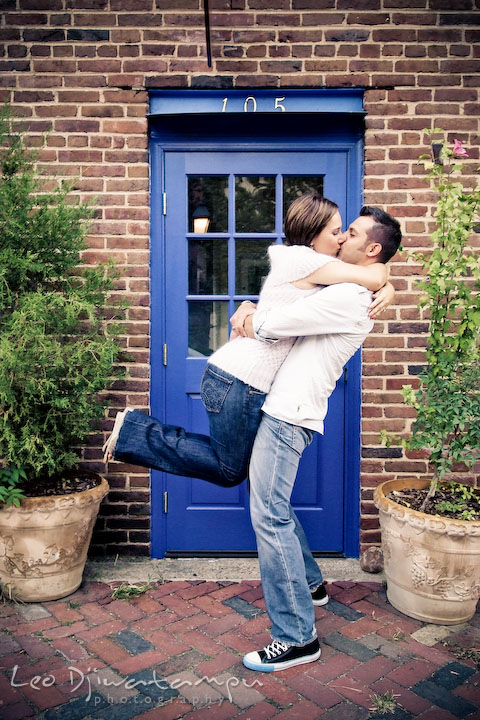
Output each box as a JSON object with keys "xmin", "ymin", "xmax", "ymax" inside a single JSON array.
[{"xmin": 207, "ymin": 244, "xmax": 336, "ymax": 393}]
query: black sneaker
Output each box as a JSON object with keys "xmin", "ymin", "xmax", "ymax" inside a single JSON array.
[
  {"xmin": 243, "ymin": 637, "xmax": 321, "ymax": 672},
  {"xmin": 311, "ymin": 583, "xmax": 329, "ymax": 606}
]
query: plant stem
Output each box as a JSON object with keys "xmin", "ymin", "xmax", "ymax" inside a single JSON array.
[{"xmin": 420, "ymin": 473, "xmax": 439, "ymax": 512}]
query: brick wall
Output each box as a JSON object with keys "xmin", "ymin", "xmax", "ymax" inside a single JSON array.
[{"xmin": 1, "ymin": 0, "xmax": 479, "ymax": 556}]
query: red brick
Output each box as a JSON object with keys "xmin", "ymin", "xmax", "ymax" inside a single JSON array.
[
  {"xmin": 77, "ymin": 619, "xmax": 126, "ymax": 642},
  {"xmin": 313, "ymin": 613, "xmax": 350, "ymax": 637},
  {"xmin": 246, "ymin": 673, "xmax": 296, "ymax": 707},
  {"xmin": 46, "ymin": 603, "xmax": 84, "ymax": 624},
  {"xmin": 144, "ymin": 628, "xmax": 191, "ymax": 655},
  {"xmin": 307, "ymin": 651, "xmax": 360, "ymax": 682},
  {"xmin": 189, "ymin": 595, "xmax": 235, "ymax": 618},
  {"xmin": 327, "ymin": 675, "xmax": 373, "ymax": 708},
  {"xmin": 455, "ymin": 684, "xmax": 480, "ymax": 707},
  {"xmin": 218, "ymin": 631, "xmax": 257, "ymax": 654},
  {"xmin": 340, "ymin": 617, "xmax": 387, "ymax": 640},
  {"xmin": 197, "ymin": 612, "xmax": 246, "ymax": 637},
  {"xmin": 45, "ymin": 621, "xmax": 89, "ymax": 639},
  {"xmin": 237, "ymin": 613, "xmax": 272, "ymax": 638},
  {"xmin": 263, "ymin": 698, "xmax": 323, "ymax": 720},
  {"xmin": 371, "ymin": 676, "xmax": 432, "ymax": 715},
  {"xmin": 113, "ymin": 648, "xmax": 168, "ymax": 674},
  {"xmin": 49, "ymin": 657, "xmax": 105, "ymax": 686},
  {"xmin": 51, "ymin": 637, "xmax": 89, "ymax": 662},
  {"xmin": 107, "ymin": 599, "xmax": 145, "ymax": 622},
  {"xmin": 179, "ymin": 630, "xmax": 224, "ymax": 656},
  {"xmin": 375, "ymin": 616, "xmax": 421, "ymax": 639},
  {"xmin": 9, "ymin": 658, "xmax": 66, "ymax": 685},
  {"xmin": 15, "ymin": 634, "xmax": 56, "ymax": 659},
  {"xmin": 334, "ymin": 585, "xmax": 373, "ymax": 606},
  {"xmin": 134, "ymin": 698, "xmax": 194, "ymax": 720},
  {"xmin": 288, "ymin": 673, "xmax": 342, "ymax": 708},
  {"xmin": 348, "ymin": 656, "xmax": 398, "ymax": 685},
  {"xmin": 86, "ymin": 636, "xmax": 130, "ymax": 664},
  {"xmin": 78, "ymin": 602, "xmax": 114, "ymax": 625},
  {"xmin": 195, "ymin": 650, "xmax": 240, "ymax": 677},
  {"xmin": 0, "ymin": 674, "xmax": 25, "ymax": 706},
  {"xmin": 1, "ymin": 701, "xmax": 37, "ymax": 719},
  {"xmin": 178, "ymin": 582, "xmax": 221, "ymax": 600},
  {"xmin": 234, "ymin": 702, "xmax": 278, "ymax": 720},
  {"xmin": 131, "ymin": 594, "xmax": 165, "ymax": 614},
  {"xmin": 19, "ymin": 682, "xmax": 66, "ymax": 712},
  {"xmin": 413, "ymin": 710, "xmax": 462, "ymax": 720},
  {"xmin": 12, "ymin": 617, "xmax": 59, "ymax": 637},
  {"xmin": 386, "ymin": 657, "xmax": 438, "ymax": 686}
]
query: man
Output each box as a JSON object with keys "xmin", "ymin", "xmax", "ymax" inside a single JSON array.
[{"xmin": 236, "ymin": 207, "xmax": 402, "ymax": 672}]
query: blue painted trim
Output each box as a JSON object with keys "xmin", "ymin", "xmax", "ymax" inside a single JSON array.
[
  {"xmin": 343, "ymin": 128, "xmax": 363, "ymax": 557},
  {"xmin": 149, "ymin": 92, "xmax": 364, "ymax": 558},
  {"xmin": 149, "ymin": 140, "xmax": 167, "ymax": 558},
  {"xmin": 343, "ymin": 349, "xmax": 362, "ymax": 558},
  {"xmin": 149, "ymin": 89, "xmax": 365, "ymax": 116}
]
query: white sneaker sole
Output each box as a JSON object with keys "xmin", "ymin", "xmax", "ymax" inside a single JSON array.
[
  {"xmin": 312, "ymin": 594, "xmax": 329, "ymax": 607},
  {"xmin": 102, "ymin": 407, "xmax": 134, "ymax": 463}
]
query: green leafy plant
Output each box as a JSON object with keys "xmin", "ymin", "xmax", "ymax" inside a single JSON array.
[
  {"xmin": 111, "ymin": 582, "xmax": 152, "ymax": 600},
  {"xmin": 0, "ymin": 581, "xmax": 22, "ymax": 603},
  {"xmin": 369, "ymin": 691, "xmax": 400, "ymax": 714},
  {"xmin": 0, "ymin": 466, "xmax": 26, "ymax": 506},
  {"xmin": 433, "ymin": 482, "xmax": 478, "ymax": 520},
  {"xmin": 382, "ymin": 130, "xmax": 480, "ymax": 512},
  {"xmin": 0, "ymin": 103, "xmax": 126, "ymax": 495}
]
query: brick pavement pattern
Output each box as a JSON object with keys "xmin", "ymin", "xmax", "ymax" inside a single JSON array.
[{"xmin": 0, "ymin": 580, "xmax": 479, "ymax": 720}]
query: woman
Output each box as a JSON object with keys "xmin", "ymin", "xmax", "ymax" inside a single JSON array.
[{"xmin": 103, "ymin": 192, "xmax": 393, "ymax": 486}]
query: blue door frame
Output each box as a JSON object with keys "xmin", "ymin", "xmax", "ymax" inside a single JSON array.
[{"xmin": 149, "ymin": 90, "xmax": 364, "ymax": 558}]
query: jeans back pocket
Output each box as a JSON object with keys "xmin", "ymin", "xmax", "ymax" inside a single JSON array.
[{"xmin": 201, "ymin": 366, "xmax": 233, "ymax": 414}]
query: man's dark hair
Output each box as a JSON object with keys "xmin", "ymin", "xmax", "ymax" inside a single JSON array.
[{"xmin": 360, "ymin": 206, "xmax": 402, "ymax": 263}]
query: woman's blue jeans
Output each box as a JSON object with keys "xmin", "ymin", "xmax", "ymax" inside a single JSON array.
[
  {"xmin": 249, "ymin": 411, "xmax": 324, "ymax": 646},
  {"xmin": 114, "ymin": 365, "xmax": 324, "ymax": 609},
  {"xmin": 114, "ymin": 364, "xmax": 265, "ymax": 487}
]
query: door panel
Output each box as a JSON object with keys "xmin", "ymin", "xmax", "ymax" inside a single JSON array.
[{"xmin": 154, "ymin": 150, "xmax": 351, "ymax": 554}]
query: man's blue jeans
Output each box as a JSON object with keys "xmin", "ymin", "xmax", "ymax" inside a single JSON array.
[
  {"xmin": 249, "ymin": 411, "xmax": 324, "ymax": 646},
  {"xmin": 114, "ymin": 364, "xmax": 265, "ymax": 487}
]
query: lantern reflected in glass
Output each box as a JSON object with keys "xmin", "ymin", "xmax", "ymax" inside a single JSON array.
[{"xmin": 192, "ymin": 204, "xmax": 211, "ymax": 234}]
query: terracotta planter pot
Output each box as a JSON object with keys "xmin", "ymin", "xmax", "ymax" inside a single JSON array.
[
  {"xmin": 0, "ymin": 474, "xmax": 108, "ymax": 602},
  {"xmin": 374, "ymin": 477, "xmax": 480, "ymax": 625}
]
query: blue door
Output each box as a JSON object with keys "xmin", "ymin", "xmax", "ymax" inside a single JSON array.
[{"xmin": 151, "ymin": 147, "xmax": 362, "ymax": 556}]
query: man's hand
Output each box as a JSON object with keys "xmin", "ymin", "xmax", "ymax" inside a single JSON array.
[{"xmin": 229, "ymin": 301, "xmax": 257, "ymax": 338}]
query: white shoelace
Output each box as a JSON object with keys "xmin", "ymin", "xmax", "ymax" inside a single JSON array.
[{"xmin": 263, "ymin": 640, "xmax": 290, "ymax": 659}]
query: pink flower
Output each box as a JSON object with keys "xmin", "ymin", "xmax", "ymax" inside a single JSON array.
[{"xmin": 453, "ymin": 139, "xmax": 469, "ymax": 157}]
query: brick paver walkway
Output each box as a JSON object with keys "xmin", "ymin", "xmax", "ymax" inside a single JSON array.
[{"xmin": 1, "ymin": 579, "xmax": 479, "ymax": 719}]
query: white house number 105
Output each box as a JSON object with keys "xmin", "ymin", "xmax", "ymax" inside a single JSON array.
[{"xmin": 221, "ymin": 96, "xmax": 286, "ymax": 113}]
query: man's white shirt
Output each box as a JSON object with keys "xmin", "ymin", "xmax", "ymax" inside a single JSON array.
[{"xmin": 253, "ymin": 283, "xmax": 374, "ymax": 433}]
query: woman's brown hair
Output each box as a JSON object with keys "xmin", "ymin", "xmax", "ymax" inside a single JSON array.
[{"xmin": 284, "ymin": 191, "xmax": 338, "ymax": 247}]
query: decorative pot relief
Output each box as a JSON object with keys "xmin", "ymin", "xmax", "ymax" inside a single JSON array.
[
  {"xmin": 410, "ymin": 554, "xmax": 480, "ymax": 601},
  {"xmin": 0, "ymin": 520, "xmax": 94, "ymax": 578}
]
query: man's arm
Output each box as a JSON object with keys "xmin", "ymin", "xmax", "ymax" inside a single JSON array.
[{"xmin": 250, "ymin": 284, "xmax": 373, "ymax": 342}]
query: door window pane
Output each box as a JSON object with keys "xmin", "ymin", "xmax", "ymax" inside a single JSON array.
[
  {"xmin": 188, "ymin": 301, "xmax": 229, "ymax": 357},
  {"xmin": 235, "ymin": 239, "xmax": 271, "ymax": 295},
  {"xmin": 283, "ymin": 176, "xmax": 324, "ymax": 218},
  {"xmin": 188, "ymin": 176, "xmax": 228, "ymax": 233},
  {"xmin": 235, "ymin": 176, "xmax": 275, "ymax": 233},
  {"xmin": 188, "ymin": 239, "xmax": 227, "ymax": 295}
]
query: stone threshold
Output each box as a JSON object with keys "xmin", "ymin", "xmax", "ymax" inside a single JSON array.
[{"xmin": 85, "ymin": 556, "xmax": 384, "ymax": 584}]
